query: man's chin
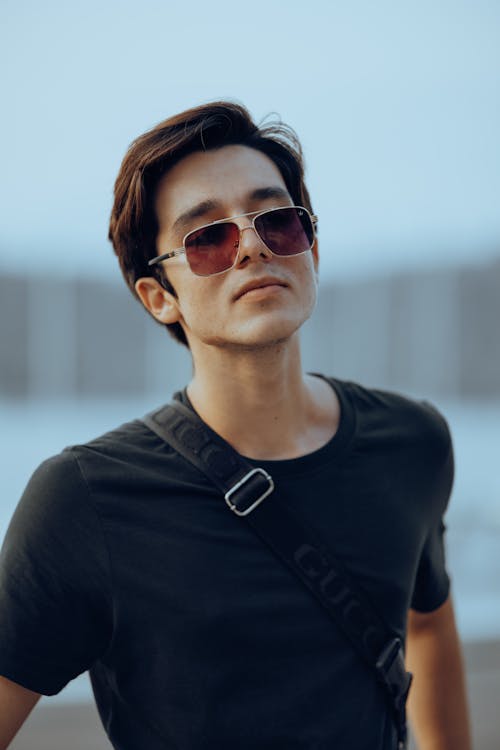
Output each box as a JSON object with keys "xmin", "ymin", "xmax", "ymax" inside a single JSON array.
[{"xmin": 212, "ymin": 323, "xmax": 303, "ymax": 352}]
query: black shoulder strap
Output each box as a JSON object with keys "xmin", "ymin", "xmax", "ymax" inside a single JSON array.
[{"xmin": 142, "ymin": 390, "xmax": 412, "ymax": 749}]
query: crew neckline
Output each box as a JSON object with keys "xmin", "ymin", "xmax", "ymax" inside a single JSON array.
[{"xmin": 177, "ymin": 374, "xmax": 356, "ymax": 477}]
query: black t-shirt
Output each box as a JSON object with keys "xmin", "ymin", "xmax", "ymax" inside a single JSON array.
[{"xmin": 0, "ymin": 376, "xmax": 453, "ymax": 750}]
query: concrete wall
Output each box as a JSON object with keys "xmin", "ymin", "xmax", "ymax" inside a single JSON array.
[
  {"xmin": 1, "ymin": 258, "xmax": 499, "ymax": 400},
  {"xmin": 0, "ymin": 276, "xmax": 29, "ymax": 397},
  {"xmin": 302, "ymin": 265, "xmax": 465, "ymax": 397},
  {"xmin": 301, "ymin": 276, "xmax": 392, "ymax": 388},
  {"xmin": 0, "ymin": 275, "xmax": 191, "ymax": 399},
  {"xmin": 458, "ymin": 261, "xmax": 500, "ymax": 397}
]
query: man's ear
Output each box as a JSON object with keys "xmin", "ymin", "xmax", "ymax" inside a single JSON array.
[{"xmin": 135, "ymin": 277, "xmax": 182, "ymax": 325}]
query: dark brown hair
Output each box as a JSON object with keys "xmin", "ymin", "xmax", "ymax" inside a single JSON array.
[{"xmin": 108, "ymin": 100, "xmax": 312, "ymax": 347}]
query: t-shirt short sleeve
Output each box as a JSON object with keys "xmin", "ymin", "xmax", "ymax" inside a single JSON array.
[
  {"xmin": 410, "ymin": 518, "xmax": 450, "ymax": 612},
  {"xmin": 410, "ymin": 406, "xmax": 454, "ymax": 613},
  {"xmin": 0, "ymin": 450, "xmax": 113, "ymax": 695}
]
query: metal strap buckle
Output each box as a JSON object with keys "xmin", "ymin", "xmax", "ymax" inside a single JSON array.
[
  {"xmin": 224, "ymin": 468, "xmax": 274, "ymax": 516},
  {"xmin": 375, "ymin": 638, "xmax": 408, "ymax": 700},
  {"xmin": 376, "ymin": 638, "xmax": 411, "ymax": 748}
]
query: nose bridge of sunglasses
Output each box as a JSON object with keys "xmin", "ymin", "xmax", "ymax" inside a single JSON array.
[{"xmin": 236, "ymin": 223, "xmax": 273, "ymax": 255}]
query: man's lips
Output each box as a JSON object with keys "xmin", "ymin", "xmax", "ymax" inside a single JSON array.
[{"xmin": 233, "ymin": 277, "xmax": 288, "ymax": 301}]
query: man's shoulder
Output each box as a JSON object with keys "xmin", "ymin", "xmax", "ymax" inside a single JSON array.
[
  {"xmin": 70, "ymin": 412, "xmax": 157, "ymax": 456},
  {"xmin": 65, "ymin": 407, "xmax": 179, "ymax": 477},
  {"xmin": 326, "ymin": 375, "xmax": 452, "ymax": 457},
  {"xmin": 28, "ymin": 406, "xmax": 175, "ymax": 492}
]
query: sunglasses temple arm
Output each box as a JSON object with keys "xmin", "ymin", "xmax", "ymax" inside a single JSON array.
[{"xmin": 148, "ymin": 248, "xmax": 186, "ymax": 267}]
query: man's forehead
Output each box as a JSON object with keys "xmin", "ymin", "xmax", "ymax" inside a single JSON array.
[{"xmin": 155, "ymin": 145, "xmax": 291, "ymax": 231}]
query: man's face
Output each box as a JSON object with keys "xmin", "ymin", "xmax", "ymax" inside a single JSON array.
[{"xmin": 145, "ymin": 144, "xmax": 319, "ymax": 352}]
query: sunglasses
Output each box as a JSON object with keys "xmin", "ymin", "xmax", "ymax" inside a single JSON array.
[{"xmin": 148, "ymin": 205, "xmax": 318, "ymax": 277}]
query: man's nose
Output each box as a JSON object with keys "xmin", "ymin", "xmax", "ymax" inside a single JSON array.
[{"xmin": 236, "ymin": 224, "xmax": 273, "ymax": 264}]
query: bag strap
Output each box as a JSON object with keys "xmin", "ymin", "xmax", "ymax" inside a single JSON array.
[{"xmin": 142, "ymin": 391, "xmax": 412, "ymax": 749}]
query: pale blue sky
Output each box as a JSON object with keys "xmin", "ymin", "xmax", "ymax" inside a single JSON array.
[{"xmin": 1, "ymin": 0, "xmax": 499, "ymax": 281}]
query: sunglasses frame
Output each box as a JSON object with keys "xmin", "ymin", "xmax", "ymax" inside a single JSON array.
[{"xmin": 148, "ymin": 205, "xmax": 318, "ymax": 277}]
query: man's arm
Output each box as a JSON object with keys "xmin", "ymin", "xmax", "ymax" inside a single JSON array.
[
  {"xmin": 0, "ymin": 675, "xmax": 41, "ymax": 749},
  {"xmin": 405, "ymin": 594, "xmax": 472, "ymax": 750}
]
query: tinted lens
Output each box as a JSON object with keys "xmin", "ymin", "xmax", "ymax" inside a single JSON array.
[
  {"xmin": 185, "ymin": 222, "xmax": 239, "ymax": 276},
  {"xmin": 254, "ymin": 207, "xmax": 314, "ymax": 257}
]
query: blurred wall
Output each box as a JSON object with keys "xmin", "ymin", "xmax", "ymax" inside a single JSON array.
[
  {"xmin": 301, "ymin": 257, "xmax": 500, "ymax": 398},
  {"xmin": 1, "ymin": 256, "xmax": 499, "ymax": 400}
]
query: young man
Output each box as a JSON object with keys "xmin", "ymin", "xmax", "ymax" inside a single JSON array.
[{"xmin": 0, "ymin": 102, "xmax": 471, "ymax": 749}]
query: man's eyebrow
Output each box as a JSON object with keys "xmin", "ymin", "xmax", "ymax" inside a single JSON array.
[
  {"xmin": 248, "ymin": 186, "xmax": 290, "ymax": 203},
  {"xmin": 171, "ymin": 199, "xmax": 221, "ymax": 235},
  {"xmin": 170, "ymin": 186, "xmax": 291, "ymax": 234}
]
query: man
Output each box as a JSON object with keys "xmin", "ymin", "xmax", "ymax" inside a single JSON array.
[{"xmin": 0, "ymin": 101, "xmax": 471, "ymax": 749}]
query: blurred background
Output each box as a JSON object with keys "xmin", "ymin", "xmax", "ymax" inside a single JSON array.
[{"xmin": 1, "ymin": 1, "xmax": 499, "ymax": 748}]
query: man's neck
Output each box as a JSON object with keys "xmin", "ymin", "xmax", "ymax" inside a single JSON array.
[{"xmin": 185, "ymin": 338, "xmax": 340, "ymax": 460}]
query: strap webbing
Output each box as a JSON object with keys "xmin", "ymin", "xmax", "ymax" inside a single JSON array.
[{"xmin": 142, "ymin": 392, "xmax": 412, "ymax": 748}]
